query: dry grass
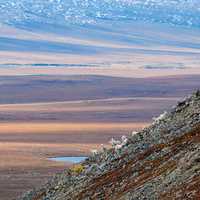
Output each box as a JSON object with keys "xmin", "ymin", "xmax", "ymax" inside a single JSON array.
[{"xmin": 0, "ymin": 122, "xmax": 147, "ymax": 134}]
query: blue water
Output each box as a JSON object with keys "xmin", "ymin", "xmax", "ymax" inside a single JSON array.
[{"xmin": 49, "ymin": 156, "xmax": 87, "ymax": 163}]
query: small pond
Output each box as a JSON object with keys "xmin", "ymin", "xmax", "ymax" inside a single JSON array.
[{"xmin": 49, "ymin": 156, "xmax": 87, "ymax": 164}]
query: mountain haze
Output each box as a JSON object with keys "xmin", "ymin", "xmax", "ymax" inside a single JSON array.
[{"xmin": 0, "ymin": 0, "xmax": 200, "ymax": 75}]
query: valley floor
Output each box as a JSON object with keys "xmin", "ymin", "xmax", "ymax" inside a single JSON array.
[{"xmin": 0, "ymin": 74, "xmax": 200, "ymax": 200}]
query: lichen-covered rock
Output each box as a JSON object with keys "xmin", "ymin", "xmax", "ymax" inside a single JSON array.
[{"xmin": 20, "ymin": 90, "xmax": 200, "ymax": 200}]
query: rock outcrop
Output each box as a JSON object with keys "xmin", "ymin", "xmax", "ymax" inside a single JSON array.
[{"xmin": 21, "ymin": 91, "xmax": 200, "ymax": 200}]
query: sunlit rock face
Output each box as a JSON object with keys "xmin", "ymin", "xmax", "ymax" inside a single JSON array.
[{"xmin": 0, "ymin": 0, "xmax": 200, "ymax": 28}]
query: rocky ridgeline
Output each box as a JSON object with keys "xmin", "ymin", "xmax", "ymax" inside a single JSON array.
[{"xmin": 21, "ymin": 91, "xmax": 200, "ymax": 200}]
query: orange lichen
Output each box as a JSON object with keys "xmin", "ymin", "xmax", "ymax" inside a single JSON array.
[{"xmin": 71, "ymin": 164, "xmax": 84, "ymax": 174}]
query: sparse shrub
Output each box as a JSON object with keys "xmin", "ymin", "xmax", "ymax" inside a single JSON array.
[
  {"xmin": 109, "ymin": 136, "xmax": 128, "ymax": 151},
  {"xmin": 71, "ymin": 164, "xmax": 84, "ymax": 174},
  {"xmin": 91, "ymin": 149, "xmax": 98, "ymax": 155},
  {"xmin": 132, "ymin": 131, "xmax": 138, "ymax": 136},
  {"xmin": 114, "ymin": 144, "xmax": 123, "ymax": 150},
  {"xmin": 152, "ymin": 111, "xmax": 167, "ymax": 124},
  {"xmin": 109, "ymin": 138, "xmax": 121, "ymax": 146},
  {"xmin": 121, "ymin": 135, "xmax": 128, "ymax": 145}
]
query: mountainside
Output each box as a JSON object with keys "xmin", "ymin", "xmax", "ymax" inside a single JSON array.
[{"xmin": 21, "ymin": 90, "xmax": 200, "ymax": 200}]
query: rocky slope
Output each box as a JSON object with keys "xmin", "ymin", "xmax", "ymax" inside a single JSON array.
[{"xmin": 21, "ymin": 90, "xmax": 200, "ymax": 200}]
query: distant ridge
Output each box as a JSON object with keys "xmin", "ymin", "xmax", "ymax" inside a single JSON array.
[{"xmin": 21, "ymin": 90, "xmax": 200, "ymax": 199}]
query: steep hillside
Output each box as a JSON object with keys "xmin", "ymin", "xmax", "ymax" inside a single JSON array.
[{"xmin": 21, "ymin": 90, "xmax": 200, "ymax": 200}]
